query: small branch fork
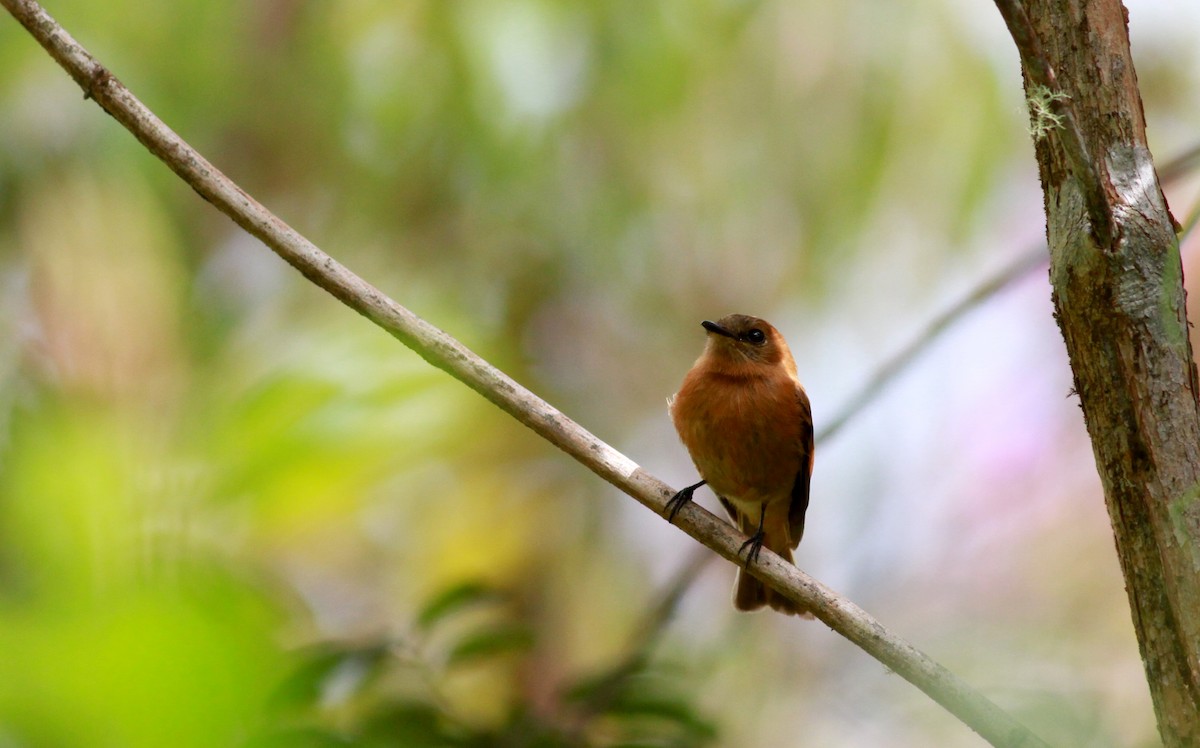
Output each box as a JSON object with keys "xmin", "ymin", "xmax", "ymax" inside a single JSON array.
[{"xmin": 2, "ymin": 1, "xmax": 1049, "ymax": 745}]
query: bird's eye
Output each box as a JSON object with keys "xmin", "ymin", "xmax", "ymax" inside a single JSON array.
[{"xmin": 744, "ymin": 329, "xmax": 766, "ymax": 344}]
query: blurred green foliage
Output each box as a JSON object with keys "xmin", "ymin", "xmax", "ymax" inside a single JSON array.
[
  {"xmin": 1, "ymin": 0, "xmax": 1197, "ymax": 746},
  {"xmin": 253, "ymin": 580, "xmax": 714, "ymax": 748}
]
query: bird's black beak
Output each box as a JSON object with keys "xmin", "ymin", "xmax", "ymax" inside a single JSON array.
[{"xmin": 701, "ymin": 320, "xmax": 736, "ymax": 339}]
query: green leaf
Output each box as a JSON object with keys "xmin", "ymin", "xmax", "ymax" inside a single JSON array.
[
  {"xmin": 605, "ymin": 681, "xmax": 718, "ymax": 742},
  {"xmin": 445, "ymin": 623, "xmax": 535, "ymax": 667},
  {"xmin": 611, "ymin": 694, "xmax": 704, "ymax": 722},
  {"xmin": 269, "ymin": 644, "xmax": 388, "ymax": 713},
  {"xmin": 560, "ymin": 661, "xmax": 645, "ymax": 711},
  {"xmin": 416, "ymin": 580, "xmax": 505, "ymax": 631}
]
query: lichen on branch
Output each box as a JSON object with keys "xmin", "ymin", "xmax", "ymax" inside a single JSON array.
[{"xmin": 1025, "ymin": 84, "xmax": 1071, "ymax": 141}]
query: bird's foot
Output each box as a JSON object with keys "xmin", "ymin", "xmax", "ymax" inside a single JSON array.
[
  {"xmin": 738, "ymin": 529, "xmax": 765, "ymax": 569},
  {"xmin": 665, "ymin": 480, "xmax": 706, "ymax": 523}
]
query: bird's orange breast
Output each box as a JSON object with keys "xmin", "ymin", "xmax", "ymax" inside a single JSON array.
[{"xmin": 670, "ymin": 370, "xmax": 806, "ymax": 508}]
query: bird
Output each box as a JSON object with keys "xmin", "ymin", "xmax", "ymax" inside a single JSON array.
[{"xmin": 666, "ymin": 314, "xmax": 814, "ymax": 617}]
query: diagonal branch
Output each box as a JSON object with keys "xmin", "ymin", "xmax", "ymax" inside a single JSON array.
[{"xmin": 1, "ymin": 1, "xmax": 1049, "ymax": 745}]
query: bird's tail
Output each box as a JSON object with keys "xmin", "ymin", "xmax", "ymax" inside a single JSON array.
[{"xmin": 733, "ymin": 545, "xmax": 813, "ymax": 618}]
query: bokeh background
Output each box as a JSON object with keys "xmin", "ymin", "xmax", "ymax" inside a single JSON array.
[{"xmin": 2, "ymin": 1, "xmax": 1199, "ymax": 746}]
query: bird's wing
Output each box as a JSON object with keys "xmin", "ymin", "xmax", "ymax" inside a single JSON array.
[{"xmin": 788, "ymin": 385, "xmax": 814, "ymax": 548}]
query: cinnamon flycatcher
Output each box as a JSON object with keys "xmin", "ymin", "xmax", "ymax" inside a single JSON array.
[{"xmin": 667, "ymin": 314, "xmax": 814, "ymax": 617}]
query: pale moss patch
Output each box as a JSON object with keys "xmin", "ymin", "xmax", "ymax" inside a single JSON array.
[{"xmin": 1027, "ymin": 85, "xmax": 1071, "ymax": 141}]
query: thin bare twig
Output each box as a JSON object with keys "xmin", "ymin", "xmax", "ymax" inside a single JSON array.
[
  {"xmin": 1, "ymin": 2, "xmax": 1049, "ymax": 745},
  {"xmin": 819, "ymin": 250, "xmax": 1044, "ymax": 443},
  {"xmin": 821, "ymin": 140, "xmax": 1200, "ymax": 445}
]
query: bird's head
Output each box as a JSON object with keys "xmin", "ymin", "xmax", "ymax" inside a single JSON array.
[{"xmin": 698, "ymin": 314, "xmax": 798, "ymax": 379}]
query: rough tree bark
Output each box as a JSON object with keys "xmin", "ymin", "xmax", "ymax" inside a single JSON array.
[{"xmin": 1000, "ymin": 1, "xmax": 1200, "ymax": 743}]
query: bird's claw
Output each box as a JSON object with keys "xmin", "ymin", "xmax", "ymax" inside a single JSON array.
[
  {"xmin": 738, "ymin": 529, "xmax": 765, "ymax": 569},
  {"xmin": 665, "ymin": 480, "xmax": 706, "ymax": 523}
]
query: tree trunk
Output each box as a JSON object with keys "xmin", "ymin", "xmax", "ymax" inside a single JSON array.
[{"xmin": 1015, "ymin": 1, "xmax": 1200, "ymax": 743}]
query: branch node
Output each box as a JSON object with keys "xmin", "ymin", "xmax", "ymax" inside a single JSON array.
[{"xmin": 83, "ymin": 64, "xmax": 112, "ymax": 102}]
